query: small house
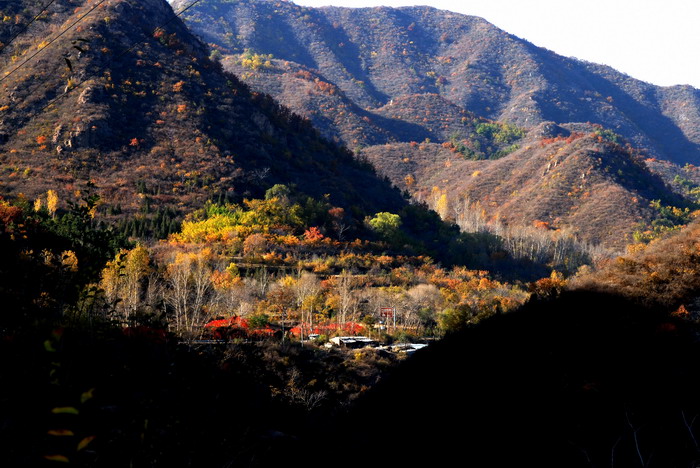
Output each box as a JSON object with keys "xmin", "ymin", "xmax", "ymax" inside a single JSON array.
[{"xmin": 326, "ymin": 336, "xmax": 378, "ymax": 349}]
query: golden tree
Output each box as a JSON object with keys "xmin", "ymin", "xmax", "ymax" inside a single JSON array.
[{"xmin": 46, "ymin": 190, "xmax": 58, "ymax": 217}]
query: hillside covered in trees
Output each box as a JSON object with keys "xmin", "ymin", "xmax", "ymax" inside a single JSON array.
[
  {"xmin": 362, "ymin": 123, "xmax": 696, "ymax": 249},
  {"xmin": 0, "ymin": 0, "xmax": 409, "ymax": 231},
  {"xmin": 177, "ymin": 0, "xmax": 700, "ymax": 250},
  {"xmin": 3, "ymin": 159, "xmax": 699, "ymax": 467}
]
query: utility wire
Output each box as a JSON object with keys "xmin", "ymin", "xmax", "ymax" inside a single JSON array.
[
  {"xmin": 0, "ymin": 0, "xmax": 110, "ymax": 85},
  {"xmin": 39, "ymin": 0, "xmax": 205, "ymax": 113},
  {"xmin": 0, "ymin": 0, "xmax": 58, "ymax": 54}
]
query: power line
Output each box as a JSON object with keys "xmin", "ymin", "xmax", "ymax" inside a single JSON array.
[
  {"xmin": 0, "ymin": 0, "xmax": 58, "ymax": 54},
  {"xmin": 39, "ymin": 0, "xmax": 205, "ymax": 113},
  {"xmin": 0, "ymin": 0, "xmax": 110, "ymax": 85}
]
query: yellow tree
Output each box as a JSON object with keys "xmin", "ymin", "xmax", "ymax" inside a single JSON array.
[
  {"xmin": 99, "ymin": 245, "xmax": 151, "ymax": 322},
  {"xmin": 122, "ymin": 245, "xmax": 151, "ymax": 317},
  {"xmin": 430, "ymin": 186, "xmax": 450, "ymax": 219},
  {"xmin": 210, "ymin": 266, "xmax": 251, "ymax": 317},
  {"xmin": 436, "ymin": 193, "xmax": 449, "ymax": 220},
  {"xmin": 404, "ymin": 174, "xmax": 416, "ymax": 188},
  {"xmin": 46, "ymin": 189, "xmax": 58, "ymax": 217},
  {"xmin": 100, "ymin": 251, "xmax": 124, "ymax": 307}
]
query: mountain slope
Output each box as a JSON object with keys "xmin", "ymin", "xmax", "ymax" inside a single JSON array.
[
  {"xmin": 0, "ymin": 0, "xmax": 405, "ymax": 221},
  {"xmin": 314, "ymin": 219, "xmax": 700, "ymax": 467},
  {"xmin": 172, "ymin": 0, "xmax": 700, "ymax": 250},
  {"xmin": 177, "ymin": 0, "xmax": 700, "ymax": 165},
  {"xmin": 363, "ymin": 124, "xmax": 684, "ymax": 248}
]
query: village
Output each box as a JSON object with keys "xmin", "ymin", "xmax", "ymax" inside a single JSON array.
[{"xmin": 200, "ymin": 307, "xmax": 431, "ymax": 356}]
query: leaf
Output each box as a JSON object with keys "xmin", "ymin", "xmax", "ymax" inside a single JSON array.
[
  {"xmin": 44, "ymin": 340, "xmax": 56, "ymax": 352},
  {"xmin": 43, "ymin": 454, "xmax": 70, "ymax": 463},
  {"xmin": 72, "ymin": 46, "xmax": 86, "ymax": 54},
  {"xmin": 51, "ymin": 407, "xmax": 79, "ymax": 415},
  {"xmin": 48, "ymin": 429, "xmax": 74, "ymax": 436},
  {"xmin": 80, "ymin": 388, "xmax": 95, "ymax": 403},
  {"xmin": 77, "ymin": 435, "xmax": 96, "ymax": 451},
  {"xmin": 64, "ymin": 58, "xmax": 72, "ymax": 72}
]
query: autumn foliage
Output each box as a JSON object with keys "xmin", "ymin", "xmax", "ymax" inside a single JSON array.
[{"xmin": 572, "ymin": 219, "xmax": 700, "ymax": 311}]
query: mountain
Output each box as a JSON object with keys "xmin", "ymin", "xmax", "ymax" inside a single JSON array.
[
  {"xmin": 0, "ymin": 0, "xmax": 407, "ymax": 224},
  {"xmin": 176, "ymin": 0, "xmax": 700, "ymax": 165},
  {"xmin": 364, "ymin": 122, "xmax": 695, "ymax": 249},
  {"xmin": 174, "ymin": 0, "xmax": 700, "ymax": 249}
]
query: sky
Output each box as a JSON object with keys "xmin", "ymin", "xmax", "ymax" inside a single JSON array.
[{"xmin": 294, "ymin": 0, "xmax": 700, "ymax": 89}]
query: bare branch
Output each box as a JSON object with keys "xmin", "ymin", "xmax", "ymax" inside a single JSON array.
[
  {"xmin": 611, "ymin": 435, "xmax": 621, "ymax": 468},
  {"xmin": 682, "ymin": 410, "xmax": 700, "ymax": 451},
  {"xmin": 626, "ymin": 411, "xmax": 646, "ymax": 467}
]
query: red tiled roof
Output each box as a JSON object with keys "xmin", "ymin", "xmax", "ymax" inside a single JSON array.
[
  {"xmin": 205, "ymin": 316, "xmax": 275, "ymax": 336},
  {"xmin": 289, "ymin": 322, "xmax": 365, "ymax": 336}
]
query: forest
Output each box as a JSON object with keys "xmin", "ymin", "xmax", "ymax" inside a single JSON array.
[
  {"xmin": 0, "ymin": 180, "xmax": 538, "ymax": 465},
  {"xmin": 3, "ymin": 164, "xmax": 699, "ymax": 466}
]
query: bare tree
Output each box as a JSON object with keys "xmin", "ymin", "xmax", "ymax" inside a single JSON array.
[
  {"xmin": 213, "ymin": 276, "xmax": 255, "ymax": 317},
  {"xmin": 164, "ymin": 252, "xmax": 191, "ymax": 333},
  {"xmin": 336, "ymin": 270, "xmax": 356, "ymax": 331},
  {"xmin": 188, "ymin": 252, "xmax": 213, "ymax": 331},
  {"xmin": 294, "ymin": 272, "xmax": 320, "ymax": 339},
  {"xmin": 406, "ymin": 283, "xmax": 442, "ymax": 331},
  {"xmin": 252, "ymin": 266, "xmax": 272, "ymax": 298},
  {"xmin": 453, "ymin": 196, "xmax": 614, "ymax": 272},
  {"xmin": 163, "ymin": 250, "xmax": 213, "ymax": 336}
]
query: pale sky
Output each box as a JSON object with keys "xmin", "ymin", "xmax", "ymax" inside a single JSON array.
[{"xmin": 294, "ymin": 0, "xmax": 700, "ymax": 89}]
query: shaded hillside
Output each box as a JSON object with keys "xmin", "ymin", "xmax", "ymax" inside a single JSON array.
[
  {"xmin": 0, "ymin": 0, "xmax": 408, "ymax": 224},
  {"xmin": 325, "ymin": 291, "xmax": 700, "ymax": 467},
  {"xmin": 219, "ymin": 55, "xmax": 406, "ymax": 147},
  {"xmin": 177, "ymin": 0, "xmax": 700, "ymax": 165},
  {"xmin": 315, "ymin": 220, "xmax": 700, "ymax": 467},
  {"xmin": 362, "ymin": 124, "xmax": 686, "ymax": 249},
  {"xmin": 646, "ymin": 158, "xmax": 700, "ymax": 203}
]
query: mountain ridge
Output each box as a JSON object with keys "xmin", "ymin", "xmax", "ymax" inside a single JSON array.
[
  {"xmin": 0, "ymin": 0, "xmax": 410, "ymax": 224},
  {"xmin": 176, "ymin": 0, "xmax": 700, "ymax": 165},
  {"xmin": 172, "ymin": 0, "xmax": 698, "ymax": 249}
]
